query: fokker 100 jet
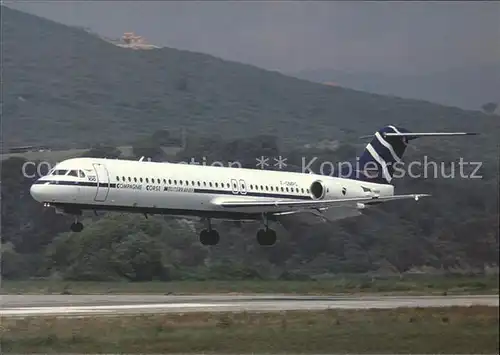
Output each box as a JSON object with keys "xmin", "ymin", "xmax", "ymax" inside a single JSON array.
[{"xmin": 30, "ymin": 125, "xmax": 476, "ymax": 246}]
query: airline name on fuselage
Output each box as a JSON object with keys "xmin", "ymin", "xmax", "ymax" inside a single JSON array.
[
  {"xmin": 117, "ymin": 183, "xmax": 143, "ymax": 190},
  {"xmin": 164, "ymin": 186, "xmax": 195, "ymax": 192}
]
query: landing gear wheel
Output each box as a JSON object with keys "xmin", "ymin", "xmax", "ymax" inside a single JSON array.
[
  {"xmin": 70, "ymin": 221, "xmax": 84, "ymax": 232},
  {"xmin": 256, "ymin": 228, "xmax": 276, "ymax": 246},
  {"xmin": 199, "ymin": 229, "xmax": 220, "ymax": 245}
]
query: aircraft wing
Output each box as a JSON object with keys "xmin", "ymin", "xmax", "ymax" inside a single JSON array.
[{"xmin": 212, "ymin": 193, "xmax": 430, "ymax": 211}]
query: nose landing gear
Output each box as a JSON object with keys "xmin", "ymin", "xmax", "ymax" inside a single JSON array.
[
  {"xmin": 70, "ymin": 216, "xmax": 84, "ymax": 232},
  {"xmin": 70, "ymin": 221, "xmax": 84, "ymax": 232}
]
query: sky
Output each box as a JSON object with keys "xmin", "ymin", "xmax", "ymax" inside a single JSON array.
[{"xmin": 5, "ymin": 1, "xmax": 500, "ymax": 75}]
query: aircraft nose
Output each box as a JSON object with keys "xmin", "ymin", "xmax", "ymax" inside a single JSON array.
[{"xmin": 30, "ymin": 182, "xmax": 45, "ymax": 202}]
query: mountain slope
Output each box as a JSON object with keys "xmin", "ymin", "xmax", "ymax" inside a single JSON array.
[
  {"xmin": 3, "ymin": 5, "xmax": 499, "ymax": 156},
  {"xmin": 290, "ymin": 66, "xmax": 500, "ymax": 111}
]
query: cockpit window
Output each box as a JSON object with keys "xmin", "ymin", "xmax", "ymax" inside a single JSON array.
[
  {"xmin": 78, "ymin": 170, "xmax": 86, "ymax": 178},
  {"xmin": 52, "ymin": 169, "xmax": 69, "ymax": 175},
  {"xmin": 67, "ymin": 170, "xmax": 78, "ymax": 177}
]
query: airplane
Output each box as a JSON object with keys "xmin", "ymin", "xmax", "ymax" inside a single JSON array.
[{"xmin": 29, "ymin": 125, "xmax": 476, "ymax": 246}]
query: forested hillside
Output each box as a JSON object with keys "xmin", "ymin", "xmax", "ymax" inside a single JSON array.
[
  {"xmin": 3, "ymin": 6, "xmax": 499, "ymax": 150},
  {"xmin": 1, "ymin": 6, "xmax": 498, "ymax": 281}
]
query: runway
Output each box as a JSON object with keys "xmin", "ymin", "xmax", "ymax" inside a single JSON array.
[{"xmin": 1, "ymin": 294, "xmax": 497, "ymax": 317}]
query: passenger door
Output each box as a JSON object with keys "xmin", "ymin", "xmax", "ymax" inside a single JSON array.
[{"xmin": 93, "ymin": 163, "xmax": 110, "ymax": 202}]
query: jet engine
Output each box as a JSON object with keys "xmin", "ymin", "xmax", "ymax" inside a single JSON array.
[{"xmin": 310, "ymin": 180, "xmax": 327, "ymax": 200}]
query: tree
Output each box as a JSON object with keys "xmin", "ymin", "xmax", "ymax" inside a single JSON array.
[{"xmin": 481, "ymin": 102, "xmax": 498, "ymax": 114}]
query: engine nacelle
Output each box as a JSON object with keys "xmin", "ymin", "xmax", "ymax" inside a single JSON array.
[{"xmin": 310, "ymin": 180, "xmax": 327, "ymax": 200}]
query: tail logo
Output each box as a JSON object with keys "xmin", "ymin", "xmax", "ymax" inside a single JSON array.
[
  {"xmin": 358, "ymin": 125, "xmax": 411, "ymax": 184},
  {"xmin": 338, "ymin": 125, "xmax": 477, "ymax": 185}
]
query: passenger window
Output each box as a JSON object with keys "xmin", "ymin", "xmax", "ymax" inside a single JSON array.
[
  {"xmin": 134, "ymin": 177, "xmax": 137, "ymax": 182},
  {"xmin": 209, "ymin": 182, "xmax": 213, "ymax": 187},
  {"xmin": 116, "ymin": 176, "xmax": 120, "ymax": 181},
  {"xmin": 168, "ymin": 179, "xmax": 172, "ymax": 184},
  {"xmin": 140, "ymin": 178, "xmax": 143, "ymax": 182}
]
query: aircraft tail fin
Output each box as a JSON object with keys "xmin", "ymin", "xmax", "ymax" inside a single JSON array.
[{"xmin": 337, "ymin": 125, "xmax": 478, "ymax": 185}]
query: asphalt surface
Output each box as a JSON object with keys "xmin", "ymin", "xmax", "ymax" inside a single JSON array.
[{"xmin": 1, "ymin": 294, "xmax": 497, "ymax": 317}]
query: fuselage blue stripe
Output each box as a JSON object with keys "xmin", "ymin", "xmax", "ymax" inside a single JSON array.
[{"xmin": 34, "ymin": 179, "xmax": 313, "ymax": 200}]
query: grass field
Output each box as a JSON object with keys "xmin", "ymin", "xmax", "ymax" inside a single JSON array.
[
  {"xmin": 2, "ymin": 274, "xmax": 498, "ymax": 295},
  {"xmin": 2, "ymin": 306, "xmax": 498, "ymax": 353}
]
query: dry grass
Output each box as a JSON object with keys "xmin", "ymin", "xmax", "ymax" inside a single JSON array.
[
  {"xmin": 1, "ymin": 306, "xmax": 498, "ymax": 353},
  {"xmin": 2, "ymin": 275, "xmax": 498, "ymax": 295}
]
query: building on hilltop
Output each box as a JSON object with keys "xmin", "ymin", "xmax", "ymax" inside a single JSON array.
[{"xmin": 104, "ymin": 31, "xmax": 160, "ymax": 50}]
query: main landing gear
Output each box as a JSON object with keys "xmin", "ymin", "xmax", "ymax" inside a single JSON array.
[
  {"xmin": 198, "ymin": 215, "xmax": 277, "ymax": 246},
  {"xmin": 256, "ymin": 228, "xmax": 276, "ymax": 246},
  {"xmin": 256, "ymin": 213, "xmax": 276, "ymax": 246},
  {"xmin": 199, "ymin": 219, "xmax": 220, "ymax": 246}
]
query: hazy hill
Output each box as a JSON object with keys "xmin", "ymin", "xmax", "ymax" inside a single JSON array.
[
  {"xmin": 290, "ymin": 66, "xmax": 500, "ymax": 111},
  {"xmin": 3, "ymin": 6, "xmax": 499, "ymax": 155}
]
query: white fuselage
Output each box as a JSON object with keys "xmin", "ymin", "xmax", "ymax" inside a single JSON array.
[{"xmin": 30, "ymin": 157, "xmax": 393, "ymax": 220}]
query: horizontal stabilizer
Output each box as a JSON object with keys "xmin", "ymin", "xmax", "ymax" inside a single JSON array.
[
  {"xmin": 359, "ymin": 131, "xmax": 478, "ymax": 139},
  {"xmin": 383, "ymin": 132, "xmax": 478, "ymax": 137}
]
